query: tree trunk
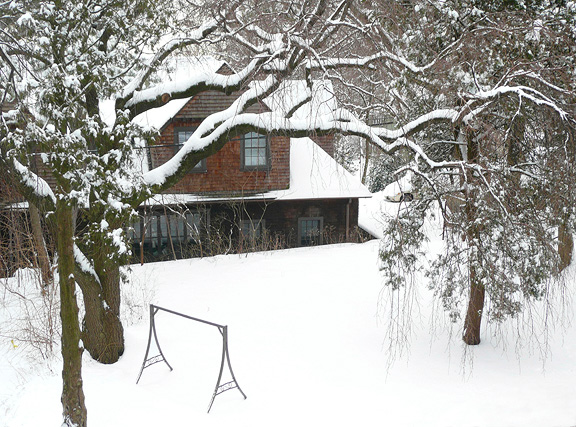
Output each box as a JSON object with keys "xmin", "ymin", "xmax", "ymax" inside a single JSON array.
[
  {"xmin": 461, "ymin": 128, "xmax": 485, "ymax": 345},
  {"xmin": 78, "ymin": 249, "xmax": 124, "ymax": 364},
  {"xmin": 361, "ymin": 139, "xmax": 370, "ymax": 185},
  {"xmin": 462, "ymin": 203, "xmax": 485, "ymax": 345},
  {"xmin": 558, "ymin": 222, "xmax": 573, "ymax": 272},
  {"xmin": 56, "ymin": 201, "xmax": 87, "ymax": 426},
  {"xmin": 82, "ymin": 272, "xmax": 124, "ymax": 364},
  {"xmin": 29, "ymin": 203, "xmax": 53, "ymax": 288},
  {"xmin": 462, "ymin": 267, "xmax": 485, "ymax": 345}
]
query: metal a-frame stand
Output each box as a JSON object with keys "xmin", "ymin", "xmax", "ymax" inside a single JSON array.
[{"xmin": 136, "ymin": 304, "xmax": 247, "ymax": 413}]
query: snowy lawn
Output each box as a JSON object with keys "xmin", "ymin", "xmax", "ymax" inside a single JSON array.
[{"xmin": 1, "ymin": 240, "xmax": 575, "ymax": 426}]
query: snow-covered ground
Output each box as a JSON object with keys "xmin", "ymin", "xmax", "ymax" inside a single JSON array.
[{"xmin": 1, "ymin": 228, "xmax": 575, "ymax": 426}]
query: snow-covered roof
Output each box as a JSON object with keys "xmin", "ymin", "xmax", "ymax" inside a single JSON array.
[
  {"xmin": 132, "ymin": 96, "xmax": 192, "ymax": 130},
  {"xmin": 100, "ymin": 57, "xmax": 225, "ymax": 128},
  {"xmin": 125, "ymin": 57, "xmax": 337, "ymax": 133},
  {"xmin": 276, "ymin": 137, "xmax": 371, "ymax": 200},
  {"xmin": 144, "ymin": 137, "xmax": 371, "ymax": 206},
  {"xmin": 358, "ymin": 177, "xmax": 413, "ymax": 239},
  {"xmin": 117, "ymin": 59, "xmax": 369, "ymax": 206},
  {"xmin": 131, "ymin": 56, "xmax": 226, "ymax": 130},
  {"xmin": 263, "ymin": 80, "xmax": 337, "ymax": 123}
]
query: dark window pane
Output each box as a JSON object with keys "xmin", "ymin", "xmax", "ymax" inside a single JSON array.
[{"xmin": 300, "ymin": 218, "xmax": 322, "ymax": 246}]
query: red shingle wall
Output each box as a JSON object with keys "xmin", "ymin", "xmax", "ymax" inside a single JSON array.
[
  {"xmin": 310, "ymin": 133, "xmax": 334, "ymax": 157},
  {"xmin": 31, "ymin": 156, "xmax": 57, "ymax": 191},
  {"xmin": 178, "ymin": 90, "xmax": 266, "ymax": 118},
  {"xmin": 147, "ymin": 90, "xmax": 335, "ymax": 195},
  {"xmin": 151, "ymin": 119, "xmax": 290, "ymax": 194}
]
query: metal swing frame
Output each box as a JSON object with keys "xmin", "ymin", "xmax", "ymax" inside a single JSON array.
[{"xmin": 136, "ymin": 304, "xmax": 247, "ymax": 413}]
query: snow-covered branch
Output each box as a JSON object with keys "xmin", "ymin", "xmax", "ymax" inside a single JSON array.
[
  {"xmin": 119, "ymin": 55, "xmax": 272, "ymax": 118},
  {"xmin": 73, "ymin": 244, "xmax": 101, "ymax": 285},
  {"xmin": 139, "ymin": 100, "xmax": 467, "ymax": 195},
  {"xmin": 11, "ymin": 159, "xmax": 57, "ymax": 209},
  {"xmin": 309, "ymin": 50, "xmax": 438, "ymax": 73},
  {"xmin": 467, "ymin": 85, "xmax": 571, "ymax": 120},
  {"xmin": 120, "ymin": 19, "xmax": 220, "ymax": 101}
]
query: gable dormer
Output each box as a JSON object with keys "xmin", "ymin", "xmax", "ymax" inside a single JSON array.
[{"xmin": 139, "ymin": 89, "xmax": 290, "ymax": 196}]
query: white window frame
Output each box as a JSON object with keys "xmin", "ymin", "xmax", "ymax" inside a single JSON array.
[{"xmin": 241, "ymin": 131, "xmax": 270, "ymax": 171}]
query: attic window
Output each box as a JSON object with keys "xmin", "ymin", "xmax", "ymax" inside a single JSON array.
[
  {"xmin": 175, "ymin": 127, "xmax": 206, "ymax": 172},
  {"xmin": 241, "ymin": 132, "xmax": 270, "ymax": 171}
]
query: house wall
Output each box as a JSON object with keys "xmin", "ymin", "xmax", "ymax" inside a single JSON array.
[
  {"xmin": 0, "ymin": 174, "xmax": 22, "ymax": 205},
  {"xmin": 259, "ymin": 198, "xmax": 359, "ymax": 245},
  {"xmin": 150, "ymin": 120, "xmax": 291, "ymax": 194},
  {"xmin": 149, "ymin": 90, "xmax": 292, "ymax": 195},
  {"xmin": 31, "ymin": 154, "xmax": 57, "ymax": 191},
  {"xmin": 131, "ymin": 197, "xmax": 361, "ymax": 262},
  {"xmin": 310, "ymin": 133, "xmax": 335, "ymax": 157}
]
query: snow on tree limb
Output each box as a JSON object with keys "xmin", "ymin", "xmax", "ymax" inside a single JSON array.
[
  {"xmin": 9, "ymin": 160, "xmax": 101, "ymax": 286},
  {"xmin": 120, "ymin": 56, "xmax": 269, "ymax": 117},
  {"xmin": 12, "ymin": 159, "xmax": 56, "ymax": 206},
  {"xmin": 73, "ymin": 244, "xmax": 101, "ymax": 285},
  {"xmin": 120, "ymin": 19, "xmax": 221, "ymax": 102},
  {"xmin": 311, "ymin": 51, "xmax": 438, "ymax": 73},
  {"xmin": 467, "ymin": 85, "xmax": 572, "ymax": 120},
  {"xmin": 141, "ymin": 99, "xmax": 465, "ymax": 191}
]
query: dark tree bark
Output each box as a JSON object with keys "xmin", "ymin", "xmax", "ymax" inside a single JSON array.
[
  {"xmin": 78, "ymin": 258, "xmax": 124, "ymax": 364},
  {"xmin": 462, "ymin": 267, "xmax": 485, "ymax": 345},
  {"xmin": 462, "ymin": 195, "xmax": 485, "ymax": 345},
  {"xmin": 461, "ymin": 129, "xmax": 485, "ymax": 345},
  {"xmin": 75, "ymin": 213, "xmax": 125, "ymax": 364},
  {"xmin": 558, "ymin": 222, "xmax": 573, "ymax": 272},
  {"xmin": 56, "ymin": 201, "xmax": 87, "ymax": 426},
  {"xmin": 29, "ymin": 203, "xmax": 53, "ymax": 288}
]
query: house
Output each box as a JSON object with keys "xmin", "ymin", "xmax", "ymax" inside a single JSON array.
[
  {"xmin": 0, "ymin": 60, "xmax": 373, "ymax": 268},
  {"xmin": 128, "ymin": 59, "xmax": 372, "ymax": 261}
]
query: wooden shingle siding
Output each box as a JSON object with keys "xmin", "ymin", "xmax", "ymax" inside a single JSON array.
[
  {"xmin": 170, "ymin": 90, "xmax": 268, "ymax": 122},
  {"xmin": 150, "ymin": 118, "xmax": 203, "ymax": 169},
  {"xmin": 0, "ymin": 100, "xmax": 16, "ymax": 112},
  {"xmin": 152, "ymin": 91, "xmax": 290, "ymax": 195},
  {"xmin": 165, "ymin": 126, "xmax": 290, "ymax": 194},
  {"xmin": 31, "ymin": 155, "xmax": 57, "ymax": 191},
  {"xmin": 310, "ymin": 134, "xmax": 335, "ymax": 158}
]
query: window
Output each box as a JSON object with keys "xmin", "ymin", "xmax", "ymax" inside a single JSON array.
[
  {"xmin": 298, "ymin": 217, "xmax": 323, "ymax": 246},
  {"xmin": 175, "ymin": 127, "xmax": 206, "ymax": 172},
  {"xmin": 129, "ymin": 210, "xmax": 209, "ymax": 251},
  {"xmin": 240, "ymin": 219, "xmax": 266, "ymax": 241},
  {"xmin": 241, "ymin": 132, "xmax": 269, "ymax": 170},
  {"xmin": 185, "ymin": 211, "xmax": 204, "ymax": 241}
]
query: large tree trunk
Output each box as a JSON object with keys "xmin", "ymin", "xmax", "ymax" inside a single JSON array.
[
  {"xmin": 462, "ymin": 201, "xmax": 485, "ymax": 345},
  {"xmin": 73, "ymin": 201, "xmax": 125, "ymax": 364},
  {"xmin": 79, "ymin": 263, "xmax": 124, "ymax": 364},
  {"xmin": 462, "ymin": 266, "xmax": 485, "ymax": 345},
  {"xmin": 56, "ymin": 201, "xmax": 87, "ymax": 426},
  {"xmin": 77, "ymin": 236, "xmax": 124, "ymax": 364},
  {"xmin": 461, "ymin": 129, "xmax": 485, "ymax": 345}
]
